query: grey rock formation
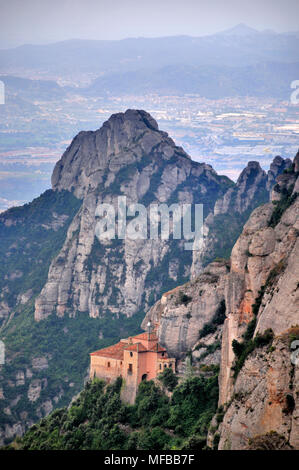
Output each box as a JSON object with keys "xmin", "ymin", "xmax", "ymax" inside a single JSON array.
[
  {"xmin": 36, "ymin": 110, "xmax": 291, "ymax": 321},
  {"xmin": 35, "ymin": 110, "xmax": 231, "ymax": 320},
  {"xmin": 266, "ymin": 155, "xmax": 292, "ymax": 191},
  {"xmin": 142, "ymin": 260, "xmax": 229, "ymax": 364},
  {"xmin": 216, "ymin": 335, "xmax": 299, "ymax": 450},
  {"xmin": 144, "ymin": 154, "xmax": 299, "ymax": 449},
  {"xmin": 191, "ymin": 157, "xmax": 292, "ymax": 277},
  {"xmin": 215, "ymin": 164, "xmax": 299, "ymax": 449},
  {"xmin": 1, "ymin": 108, "xmax": 297, "ymax": 447},
  {"xmin": 52, "ymin": 109, "xmax": 189, "ymax": 198}
]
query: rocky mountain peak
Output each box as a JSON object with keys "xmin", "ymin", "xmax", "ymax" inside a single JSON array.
[
  {"xmin": 36, "ymin": 110, "xmax": 233, "ymax": 321},
  {"xmin": 236, "ymin": 160, "xmax": 265, "ymax": 185},
  {"xmin": 270, "ymin": 155, "xmax": 291, "ymax": 171},
  {"xmin": 103, "ymin": 109, "xmax": 159, "ymax": 132},
  {"xmin": 191, "ymin": 154, "xmax": 293, "ymax": 276},
  {"xmin": 51, "ymin": 109, "xmax": 190, "ymax": 198},
  {"xmin": 270, "ymin": 150, "xmax": 299, "ymax": 202},
  {"xmin": 145, "ymin": 153, "xmax": 299, "ymax": 450},
  {"xmin": 212, "ymin": 161, "xmax": 266, "ymax": 218},
  {"xmin": 294, "ymin": 150, "xmax": 299, "ymax": 173},
  {"xmin": 267, "ymin": 155, "xmax": 293, "ymax": 190}
]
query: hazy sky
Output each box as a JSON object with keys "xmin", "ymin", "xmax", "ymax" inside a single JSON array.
[{"xmin": 0, "ymin": 0, "xmax": 298, "ymax": 48}]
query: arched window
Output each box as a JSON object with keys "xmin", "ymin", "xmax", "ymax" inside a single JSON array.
[{"xmin": 130, "ymin": 351, "xmax": 133, "ymax": 357}]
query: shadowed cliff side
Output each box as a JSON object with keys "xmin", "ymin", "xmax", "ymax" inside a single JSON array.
[
  {"xmin": 213, "ymin": 151, "xmax": 299, "ymax": 450},
  {"xmin": 35, "ymin": 109, "xmax": 232, "ymax": 321},
  {"xmin": 143, "ymin": 151, "xmax": 299, "ymax": 449}
]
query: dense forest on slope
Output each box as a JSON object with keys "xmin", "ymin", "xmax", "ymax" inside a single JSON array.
[
  {"xmin": 7, "ymin": 371, "xmax": 219, "ymax": 450},
  {"xmin": 0, "ymin": 189, "xmax": 82, "ymax": 316},
  {"xmin": 0, "ymin": 189, "xmax": 144, "ymax": 444}
]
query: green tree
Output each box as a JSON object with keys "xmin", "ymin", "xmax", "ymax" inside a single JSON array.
[{"xmin": 158, "ymin": 367, "xmax": 178, "ymax": 391}]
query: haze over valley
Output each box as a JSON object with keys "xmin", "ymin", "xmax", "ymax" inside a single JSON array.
[
  {"xmin": 0, "ymin": 25, "xmax": 298, "ymax": 210},
  {"xmin": 0, "ymin": 1, "xmax": 299, "ymax": 452}
]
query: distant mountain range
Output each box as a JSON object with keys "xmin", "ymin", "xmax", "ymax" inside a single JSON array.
[
  {"xmin": 0, "ymin": 25, "xmax": 298, "ymax": 99},
  {"xmin": 85, "ymin": 62, "xmax": 299, "ymax": 99},
  {"xmin": 0, "ymin": 25, "xmax": 298, "ymax": 77},
  {"xmin": 0, "ymin": 75, "xmax": 65, "ymax": 101},
  {"xmin": 1, "ymin": 60, "xmax": 299, "ymax": 100}
]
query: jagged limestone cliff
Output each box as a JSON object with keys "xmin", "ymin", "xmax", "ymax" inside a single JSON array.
[
  {"xmin": 0, "ymin": 110, "xmax": 234, "ymax": 445},
  {"xmin": 214, "ymin": 153, "xmax": 299, "ymax": 450},
  {"xmin": 142, "ymin": 259, "xmax": 229, "ymax": 370},
  {"xmin": 143, "ymin": 156, "xmax": 294, "ymax": 366},
  {"xmin": 35, "ymin": 110, "xmax": 290, "ymax": 321},
  {"xmin": 191, "ymin": 156, "xmax": 292, "ymax": 276},
  {"xmin": 144, "ymin": 152, "xmax": 299, "ymax": 449},
  {"xmin": 0, "ymin": 108, "xmax": 295, "ymax": 447},
  {"xmin": 34, "ymin": 109, "xmax": 243, "ymax": 321},
  {"xmin": 35, "ymin": 109, "xmax": 234, "ymax": 320}
]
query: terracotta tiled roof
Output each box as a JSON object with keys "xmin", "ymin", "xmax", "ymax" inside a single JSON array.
[
  {"xmin": 90, "ymin": 341, "xmax": 128, "ymax": 360},
  {"xmin": 125, "ymin": 343, "xmax": 147, "ymax": 352},
  {"xmin": 90, "ymin": 333, "xmax": 167, "ymax": 358},
  {"xmin": 136, "ymin": 341, "xmax": 167, "ymax": 353},
  {"xmin": 133, "ymin": 332, "xmax": 158, "ymax": 341},
  {"xmin": 152, "ymin": 343, "xmax": 167, "ymax": 353}
]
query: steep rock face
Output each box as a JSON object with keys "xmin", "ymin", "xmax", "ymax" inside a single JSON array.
[
  {"xmin": 214, "ymin": 161, "xmax": 267, "ymax": 215},
  {"xmin": 51, "ymin": 109, "xmax": 190, "ymax": 199},
  {"xmin": 191, "ymin": 157, "xmax": 292, "ymax": 277},
  {"xmin": 218, "ymin": 199, "xmax": 298, "ymax": 405},
  {"xmin": 144, "ymin": 153, "xmax": 298, "ymax": 449},
  {"xmin": 0, "ymin": 189, "xmax": 82, "ymax": 329},
  {"xmin": 215, "ymin": 164, "xmax": 299, "ymax": 449},
  {"xmin": 35, "ymin": 110, "xmax": 232, "ymax": 320},
  {"xmin": 266, "ymin": 155, "xmax": 292, "ymax": 191},
  {"xmin": 36, "ymin": 110, "xmax": 291, "ymax": 321},
  {"xmin": 142, "ymin": 260, "xmax": 229, "ymax": 362},
  {"xmin": 1, "ymin": 107, "xmax": 296, "ymax": 446},
  {"xmin": 216, "ymin": 333, "xmax": 299, "ymax": 450}
]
